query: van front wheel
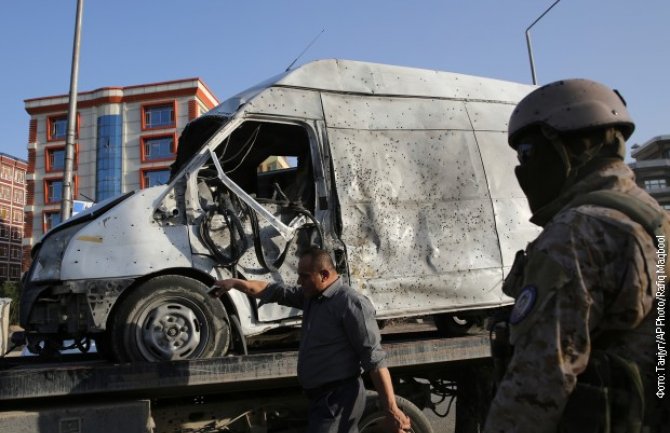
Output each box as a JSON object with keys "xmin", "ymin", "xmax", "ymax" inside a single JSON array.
[{"xmin": 110, "ymin": 275, "xmax": 230, "ymax": 362}]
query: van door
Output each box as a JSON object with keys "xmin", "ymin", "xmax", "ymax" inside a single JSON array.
[{"xmin": 192, "ymin": 118, "xmax": 331, "ymax": 322}]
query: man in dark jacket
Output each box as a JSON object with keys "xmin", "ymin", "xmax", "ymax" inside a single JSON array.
[{"xmin": 211, "ymin": 247, "xmax": 410, "ymax": 433}]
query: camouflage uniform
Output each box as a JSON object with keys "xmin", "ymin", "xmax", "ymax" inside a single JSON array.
[{"xmin": 483, "ymin": 160, "xmax": 668, "ymax": 433}]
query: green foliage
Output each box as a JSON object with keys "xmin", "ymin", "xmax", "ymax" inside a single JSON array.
[{"xmin": 0, "ymin": 280, "xmax": 20, "ymax": 325}]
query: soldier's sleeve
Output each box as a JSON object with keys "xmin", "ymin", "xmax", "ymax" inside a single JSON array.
[{"xmin": 483, "ymin": 233, "xmax": 592, "ymax": 433}]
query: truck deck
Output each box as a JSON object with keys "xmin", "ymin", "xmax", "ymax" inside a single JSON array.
[{"xmin": 0, "ymin": 334, "xmax": 489, "ymax": 403}]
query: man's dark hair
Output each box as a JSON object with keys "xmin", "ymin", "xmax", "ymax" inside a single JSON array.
[{"xmin": 300, "ymin": 247, "xmax": 335, "ymax": 272}]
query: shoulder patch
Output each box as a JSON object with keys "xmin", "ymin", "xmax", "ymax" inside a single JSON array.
[{"xmin": 509, "ymin": 285, "xmax": 537, "ymax": 324}]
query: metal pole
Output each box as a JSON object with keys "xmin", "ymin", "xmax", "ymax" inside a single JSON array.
[
  {"xmin": 525, "ymin": 0, "xmax": 561, "ymax": 85},
  {"xmin": 61, "ymin": 0, "xmax": 84, "ymax": 220}
]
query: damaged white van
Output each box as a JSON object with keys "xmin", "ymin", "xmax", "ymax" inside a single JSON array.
[{"xmin": 20, "ymin": 59, "xmax": 539, "ymax": 361}]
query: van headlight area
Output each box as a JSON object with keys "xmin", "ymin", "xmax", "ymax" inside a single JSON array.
[{"xmin": 29, "ymin": 224, "xmax": 83, "ymax": 281}]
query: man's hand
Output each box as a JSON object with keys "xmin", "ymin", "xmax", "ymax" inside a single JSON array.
[
  {"xmin": 208, "ymin": 279, "xmax": 239, "ymax": 297},
  {"xmin": 209, "ymin": 279, "xmax": 269, "ymax": 298},
  {"xmin": 385, "ymin": 406, "xmax": 411, "ymax": 433}
]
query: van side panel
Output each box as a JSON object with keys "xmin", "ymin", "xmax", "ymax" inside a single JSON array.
[
  {"xmin": 472, "ymin": 128, "xmax": 539, "ymax": 270},
  {"xmin": 323, "ymin": 93, "xmax": 517, "ymax": 317}
]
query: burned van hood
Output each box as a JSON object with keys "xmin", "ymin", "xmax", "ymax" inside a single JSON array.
[{"xmin": 31, "ymin": 191, "xmax": 135, "ymax": 258}]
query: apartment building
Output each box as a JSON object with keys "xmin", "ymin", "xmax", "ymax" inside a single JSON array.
[
  {"xmin": 0, "ymin": 153, "xmax": 27, "ymax": 280},
  {"xmin": 23, "ymin": 78, "xmax": 219, "ymax": 263},
  {"xmin": 629, "ymin": 134, "xmax": 670, "ymax": 210}
]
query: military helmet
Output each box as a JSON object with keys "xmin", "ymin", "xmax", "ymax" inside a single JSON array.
[{"xmin": 508, "ymin": 79, "xmax": 635, "ymax": 147}]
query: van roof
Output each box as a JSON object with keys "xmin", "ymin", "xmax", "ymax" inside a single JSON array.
[
  {"xmin": 276, "ymin": 59, "xmax": 533, "ymax": 101},
  {"xmin": 212, "ymin": 59, "xmax": 534, "ymax": 116}
]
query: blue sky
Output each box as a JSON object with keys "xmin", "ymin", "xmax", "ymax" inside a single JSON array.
[{"xmin": 1, "ymin": 0, "xmax": 668, "ymax": 161}]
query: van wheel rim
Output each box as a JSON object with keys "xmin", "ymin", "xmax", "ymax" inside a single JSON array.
[{"xmin": 137, "ymin": 302, "xmax": 203, "ymax": 360}]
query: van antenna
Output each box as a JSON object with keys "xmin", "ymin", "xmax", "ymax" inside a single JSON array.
[{"xmin": 285, "ymin": 29, "xmax": 325, "ymax": 72}]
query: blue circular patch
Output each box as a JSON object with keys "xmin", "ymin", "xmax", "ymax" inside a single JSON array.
[{"xmin": 509, "ymin": 285, "xmax": 537, "ymax": 325}]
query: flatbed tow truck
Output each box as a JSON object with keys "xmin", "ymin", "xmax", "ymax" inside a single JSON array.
[
  {"xmin": 0, "ymin": 327, "xmax": 494, "ymax": 433},
  {"xmin": 4, "ymin": 60, "xmax": 532, "ymax": 433}
]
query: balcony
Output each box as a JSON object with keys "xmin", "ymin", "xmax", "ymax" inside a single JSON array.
[{"xmin": 628, "ymin": 159, "xmax": 670, "ymax": 170}]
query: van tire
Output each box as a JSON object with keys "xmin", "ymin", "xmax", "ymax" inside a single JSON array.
[
  {"xmin": 110, "ymin": 275, "xmax": 230, "ymax": 362},
  {"xmin": 359, "ymin": 391, "xmax": 433, "ymax": 433}
]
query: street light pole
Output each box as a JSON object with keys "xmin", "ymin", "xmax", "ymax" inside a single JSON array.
[
  {"xmin": 61, "ymin": 0, "xmax": 84, "ymax": 220},
  {"xmin": 525, "ymin": 0, "xmax": 561, "ymax": 85}
]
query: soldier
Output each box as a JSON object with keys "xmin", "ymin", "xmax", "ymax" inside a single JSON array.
[{"xmin": 484, "ymin": 79, "xmax": 668, "ymax": 433}]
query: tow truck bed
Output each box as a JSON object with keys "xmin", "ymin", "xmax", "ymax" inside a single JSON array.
[{"xmin": 0, "ymin": 334, "xmax": 489, "ymax": 402}]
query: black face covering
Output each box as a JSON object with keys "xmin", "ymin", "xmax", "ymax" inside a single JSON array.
[{"xmin": 514, "ymin": 137, "xmax": 567, "ymax": 214}]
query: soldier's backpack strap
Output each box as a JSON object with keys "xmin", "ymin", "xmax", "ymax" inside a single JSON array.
[{"xmin": 568, "ymin": 190, "xmax": 666, "ymax": 248}]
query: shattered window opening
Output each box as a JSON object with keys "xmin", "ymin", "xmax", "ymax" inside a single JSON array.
[
  {"xmin": 193, "ymin": 120, "xmax": 321, "ymax": 275},
  {"xmin": 203, "ymin": 121, "xmax": 316, "ymax": 212}
]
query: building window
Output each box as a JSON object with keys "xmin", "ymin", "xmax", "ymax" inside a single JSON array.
[
  {"xmin": 11, "ymin": 228, "xmax": 22, "ymax": 241},
  {"xmin": 10, "ymin": 265, "xmax": 21, "ymax": 279},
  {"xmin": 0, "ymin": 206, "xmax": 9, "ymax": 222},
  {"xmin": 45, "ymin": 179, "xmax": 64, "ymax": 203},
  {"xmin": 0, "ymin": 225, "xmax": 8, "ymax": 239},
  {"xmin": 12, "ymin": 210, "xmax": 21, "ymax": 223},
  {"xmin": 141, "ymin": 168, "xmax": 170, "ymax": 189},
  {"xmin": 0, "ymin": 245, "xmax": 7, "ymax": 258},
  {"xmin": 1, "ymin": 165, "xmax": 11, "ymax": 181},
  {"xmin": 48, "ymin": 115, "xmax": 68, "ymax": 141},
  {"xmin": 0, "ymin": 264, "xmax": 7, "ymax": 278},
  {"xmin": 13, "ymin": 189, "xmax": 24, "ymax": 205},
  {"xmin": 0, "ymin": 185, "xmax": 10, "ymax": 201},
  {"xmin": 10, "ymin": 246, "xmax": 21, "ymax": 260},
  {"xmin": 46, "ymin": 147, "xmax": 66, "ymax": 172},
  {"xmin": 662, "ymin": 148, "xmax": 670, "ymax": 159},
  {"xmin": 44, "ymin": 211, "xmax": 62, "ymax": 232},
  {"xmin": 43, "ymin": 176, "xmax": 79, "ymax": 204},
  {"xmin": 142, "ymin": 102, "xmax": 176, "ymax": 130},
  {"xmin": 141, "ymin": 134, "xmax": 176, "ymax": 161},
  {"xmin": 14, "ymin": 169, "xmax": 25, "ymax": 184},
  {"xmin": 644, "ymin": 178, "xmax": 667, "ymax": 190}
]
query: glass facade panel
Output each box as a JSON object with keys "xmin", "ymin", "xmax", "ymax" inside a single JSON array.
[
  {"xmin": 143, "ymin": 170, "xmax": 170, "ymax": 188},
  {"xmin": 144, "ymin": 136, "xmax": 174, "ymax": 160},
  {"xmin": 96, "ymin": 115, "xmax": 123, "ymax": 201}
]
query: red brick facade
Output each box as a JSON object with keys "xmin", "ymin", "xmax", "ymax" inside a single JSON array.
[{"xmin": 29, "ymin": 119, "xmax": 37, "ymax": 144}]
